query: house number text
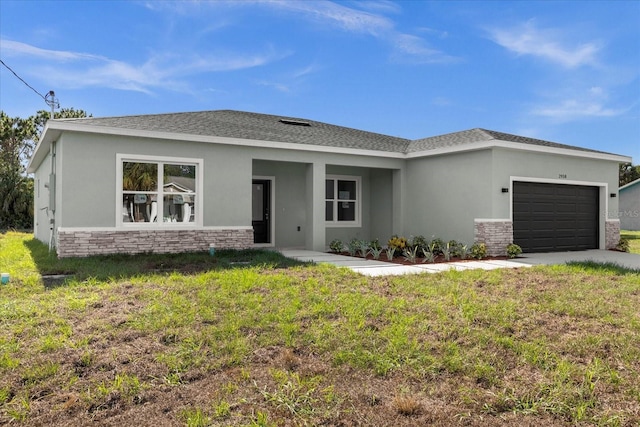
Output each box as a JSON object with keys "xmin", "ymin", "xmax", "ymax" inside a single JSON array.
[{"xmin": 558, "ymin": 174, "xmax": 567, "ymax": 179}]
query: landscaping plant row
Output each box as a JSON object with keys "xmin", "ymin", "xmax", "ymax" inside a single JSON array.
[{"xmin": 330, "ymin": 235, "xmax": 522, "ymax": 263}]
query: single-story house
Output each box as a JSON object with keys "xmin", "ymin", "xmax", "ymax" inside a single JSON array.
[
  {"xmin": 619, "ymin": 178, "xmax": 640, "ymax": 231},
  {"xmin": 26, "ymin": 110, "xmax": 630, "ymax": 258}
]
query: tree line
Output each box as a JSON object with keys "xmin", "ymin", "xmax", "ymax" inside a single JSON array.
[
  {"xmin": 1, "ymin": 108, "xmax": 639, "ymax": 230},
  {"xmin": 0, "ymin": 108, "xmax": 88, "ymax": 229}
]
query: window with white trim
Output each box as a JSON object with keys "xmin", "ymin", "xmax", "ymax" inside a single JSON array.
[
  {"xmin": 325, "ymin": 175, "xmax": 360, "ymax": 226},
  {"xmin": 118, "ymin": 155, "xmax": 200, "ymax": 226}
]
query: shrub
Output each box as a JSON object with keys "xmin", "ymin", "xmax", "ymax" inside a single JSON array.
[
  {"xmin": 347, "ymin": 238, "xmax": 360, "ymax": 256},
  {"xmin": 421, "ymin": 248, "xmax": 435, "ymax": 263},
  {"xmin": 457, "ymin": 244, "xmax": 469, "ymax": 260},
  {"xmin": 370, "ymin": 239, "xmax": 382, "ymax": 251},
  {"xmin": 356, "ymin": 240, "xmax": 370, "ymax": 258},
  {"xmin": 441, "ymin": 242, "xmax": 453, "ymax": 261},
  {"xmin": 369, "ymin": 245, "xmax": 384, "ymax": 260},
  {"xmin": 429, "ymin": 237, "xmax": 445, "ymax": 255},
  {"xmin": 402, "ymin": 246, "xmax": 420, "ymax": 263},
  {"xmin": 506, "ymin": 243, "xmax": 522, "ymax": 258},
  {"xmin": 470, "ymin": 243, "xmax": 487, "ymax": 260},
  {"xmin": 447, "ymin": 240, "xmax": 459, "ymax": 252},
  {"xmin": 385, "ymin": 246, "xmax": 396, "ymax": 261},
  {"xmin": 412, "ymin": 235, "xmax": 429, "ymax": 252},
  {"xmin": 616, "ymin": 238, "xmax": 630, "ymax": 253},
  {"xmin": 387, "ymin": 235, "xmax": 407, "ymax": 251},
  {"xmin": 329, "ymin": 239, "xmax": 343, "ymax": 253}
]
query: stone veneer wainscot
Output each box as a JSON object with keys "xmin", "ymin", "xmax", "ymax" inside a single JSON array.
[
  {"xmin": 474, "ymin": 219, "xmax": 513, "ymax": 257},
  {"xmin": 605, "ymin": 219, "xmax": 620, "ymax": 250},
  {"xmin": 56, "ymin": 228, "xmax": 254, "ymax": 258}
]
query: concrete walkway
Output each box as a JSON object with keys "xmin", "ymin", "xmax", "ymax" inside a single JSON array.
[
  {"xmin": 279, "ymin": 249, "xmax": 640, "ymax": 277},
  {"xmin": 279, "ymin": 250, "xmax": 533, "ymax": 276}
]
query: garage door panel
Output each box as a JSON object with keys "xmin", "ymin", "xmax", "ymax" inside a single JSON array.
[{"xmin": 513, "ymin": 182, "xmax": 599, "ymax": 253}]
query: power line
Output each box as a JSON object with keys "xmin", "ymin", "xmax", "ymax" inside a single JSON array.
[{"xmin": 0, "ymin": 58, "xmax": 47, "ymax": 101}]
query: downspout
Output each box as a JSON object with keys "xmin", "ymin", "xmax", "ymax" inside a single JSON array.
[{"xmin": 48, "ymin": 140, "xmax": 56, "ymax": 252}]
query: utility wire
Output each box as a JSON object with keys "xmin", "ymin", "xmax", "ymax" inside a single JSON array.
[{"xmin": 0, "ymin": 58, "xmax": 47, "ymax": 101}]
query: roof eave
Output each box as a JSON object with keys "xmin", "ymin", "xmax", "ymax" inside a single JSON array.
[
  {"xmin": 26, "ymin": 121, "xmax": 631, "ymax": 169},
  {"xmin": 28, "ymin": 121, "xmax": 407, "ymax": 160},
  {"xmin": 26, "ymin": 122, "xmax": 62, "ymax": 173},
  {"xmin": 619, "ymin": 178, "xmax": 640, "ymax": 191},
  {"xmin": 406, "ymin": 139, "xmax": 631, "ymax": 162}
]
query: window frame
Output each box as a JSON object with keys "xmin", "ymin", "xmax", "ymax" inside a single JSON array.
[
  {"xmin": 325, "ymin": 174, "xmax": 361, "ymax": 227},
  {"xmin": 116, "ymin": 154, "xmax": 203, "ymax": 228}
]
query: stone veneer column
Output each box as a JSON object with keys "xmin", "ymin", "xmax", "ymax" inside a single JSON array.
[
  {"xmin": 56, "ymin": 228, "xmax": 255, "ymax": 258},
  {"xmin": 605, "ymin": 219, "xmax": 620, "ymax": 250},
  {"xmin": 474, "ymin": 219, "xmax": 513, "ymax": 257}
]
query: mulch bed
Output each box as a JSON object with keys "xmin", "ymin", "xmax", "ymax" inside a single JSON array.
[{"xmin": 333, "ymin": 252, "xmax": 509, "ymax": 265}]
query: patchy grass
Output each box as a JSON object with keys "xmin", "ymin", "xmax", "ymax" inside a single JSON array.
[
  {"xmin": 566, "ymin": 260, "xmax": 640, "ymax": 275},
  {"xmin": 621, "ymin": 230, "xmax": 640, "ymax": 254},
  {"xmin": 1, "ymin": 231, "xmax": 639, "ymax": 426}
]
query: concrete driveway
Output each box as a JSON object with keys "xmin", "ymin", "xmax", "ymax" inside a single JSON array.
[
  {"xmin": 279, "ymin": 249, "xmax": 640, "ymax": 277},
  {"xmin": 513, "ymin": 250, "xmax": 640, "ymax": 270}
]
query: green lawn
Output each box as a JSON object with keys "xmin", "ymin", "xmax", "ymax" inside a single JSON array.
[
  {"xmin": 1, "ymin": 231, "xmax": 639, "ymax": 426},
  {"xmin": 621, "ymin": 230, "xmax": 640, "ymax": 254}
]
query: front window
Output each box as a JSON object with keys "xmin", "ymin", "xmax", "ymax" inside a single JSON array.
[
  {"xmin": 119, "ymin": 156, "xmax": 200, "ymax": 226},
  {"xmin": 326, "ymin": 175, "xmax": 360, "ymax": 226}
]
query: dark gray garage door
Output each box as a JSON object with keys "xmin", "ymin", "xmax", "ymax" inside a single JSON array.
[{"xmin": 513, "ymin": 182, "xmax": 599, "ymax": 253}]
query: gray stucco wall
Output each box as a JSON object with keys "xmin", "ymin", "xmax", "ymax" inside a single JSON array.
[
  {"xmin": 492, "ymin": 148, "xmax": 620, "ymax": 250},
  {"xmin": 34, "ymin": 128, "xmax": 622, "ymax": 255},
  {"xmin": 252, "ymin": 160, "xmax": 307, "ymax": 248},
  {"xmin": 369, "ymin": 168, "xmax": 394, "ymax": 244},
  {"xmin": 491, "ymin": 148, "xmax": 620, "ymax": 220},
  {"xmin": 252, "ymin": 161, "xmax": 396, "ymax": 249},
  {"xmin": 37, "ymin": 131, "xmax": 404, "ymax": 253},
  {"xmin": 619, "ymin": 182, "xmax": 640, "ymax": 230},
  {"xmin": 57, "ymin": 132, "xmax": 252, "ymax": 229},
  {"xmin": 404, "ymin": 150, "xmax": 493, "ymax": 245},
  {"xmin": 33, "ymin": 150, "xmax": 53, "ymax": 243}
]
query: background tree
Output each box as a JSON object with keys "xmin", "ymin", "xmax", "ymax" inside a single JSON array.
[
  {"xmin": 0, "ymin": 112, "xmax": 37, "ymax": 229},
  {"xmin": 0, "ymin": 108, "xmax": 89, "ymax": 230},
  {"xmin": 619, "ymin": 162, "xmax": 640, "ymax": 187}
]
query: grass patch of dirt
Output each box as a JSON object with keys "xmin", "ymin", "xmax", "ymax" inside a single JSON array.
[{"xmin": 1, "ymin": 232, "xmax": 639, "ymax": 426}]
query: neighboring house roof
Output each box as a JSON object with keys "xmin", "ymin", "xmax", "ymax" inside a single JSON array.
[
  {"xmin": 620, "ymin": 178, "xmax": 640, "ymax": 192},
  {"xmin": 28, "ymin": 110, "xmax": 631, "ymax": 173},
  {"xmin": 164, "ymin": 176, "xmax": 195, "ymax": 192}
]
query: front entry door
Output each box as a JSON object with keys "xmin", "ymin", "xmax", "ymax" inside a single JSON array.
[{"xmin": 252, "ymin": 179, "xmax": 271, "ymax": 244}]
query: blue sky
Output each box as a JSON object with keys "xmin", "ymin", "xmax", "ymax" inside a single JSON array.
[{"xmin": 1, "ymin": 0, "xmax": 639, "ymax": 162}]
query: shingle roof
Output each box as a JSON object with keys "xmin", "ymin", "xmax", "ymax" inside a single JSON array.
[
  {"xmin": 53, "ymin": 110, "xmax": 615, "ymax": 156},
  {"xmin": 57, "ymin": 110, "xmax": 411, "ymax": 153},
  {"xmin": 408, "ymin": 128, "xmax": 613, "ymax": 155}
]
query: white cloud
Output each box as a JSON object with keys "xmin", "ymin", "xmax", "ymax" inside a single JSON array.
[
  {"xmin": 1, "ymin": 39, "xmax": 105, "ymax": 62},
  {"xmin": 533, "ymin": 100, "xmax": 620, "ymax": 119},
  {"xmin": 531, "ymin": 85, "xmax": 629, "ymax": 121},
  {"xmin": 169, "ymin": 0, "xmax": 459, "ymax": 64},
  {"xmin": 390, "ymin": 33, "xmax": 459, "ymax": 64},
  {"xmin": 0, "ymin": 38, "xmax": 287, "ymax": 94},
  {"xmin": 271, "ymin": 1, "xmax": 459, "ymax": 63},
  {"xmin": 265, "ymin": 0, "xmax": 394, "ymax": 36},
  {"xmin": 487, "ymin": 20, "xmax": 601, "ymax": 68}
]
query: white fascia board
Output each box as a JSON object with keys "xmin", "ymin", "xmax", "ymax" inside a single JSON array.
[
  {"xmin": 406, "ymin": 140, "xmax": 632, "ymax": 163},
  {"xmin": 31, "ymin": 121, "xmax": 632, "ymax": 165},
  {"xmin": 26, "ymin": 123, "xmax": 61, "ymax": 173},
  {"xmin": 58, "ymin": 226, "xmax": 254, "ymax": 232},
  {"xmin": 39, "ymin": 121, "xmax": 406, "ymax": 159}
]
